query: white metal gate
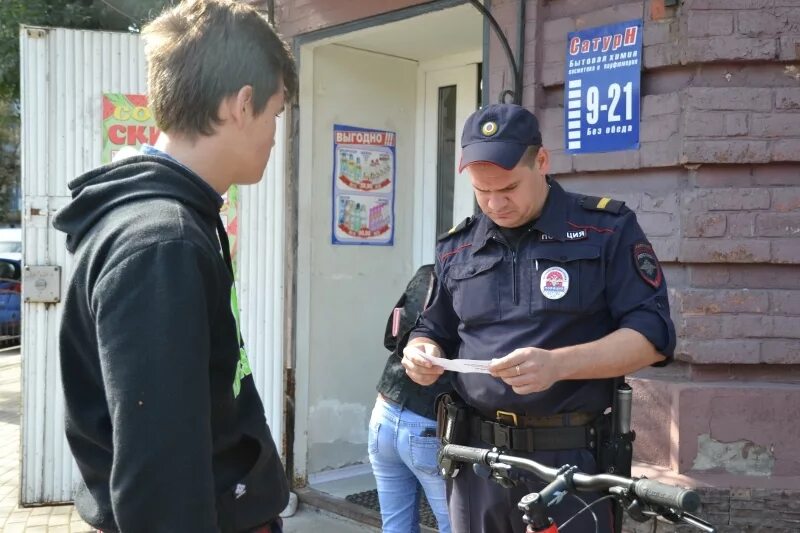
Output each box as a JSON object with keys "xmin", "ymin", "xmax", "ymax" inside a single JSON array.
[{"xmin": 19, "ymin": 25, "xmax": 286, "ymax": 504}]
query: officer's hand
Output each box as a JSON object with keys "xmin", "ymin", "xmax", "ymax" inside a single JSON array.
[
  {"xmin": 489, "ymin": 347, "xmax": 560, "ymax": 395},
  {"xmin": 402, "ymin": 341, "xmax": 446, "ymax": 386}
]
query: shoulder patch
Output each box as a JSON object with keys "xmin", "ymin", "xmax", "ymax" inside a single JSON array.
[
  {"xmin": 438, "ymin": 216, "xmax": 473, "ymax": 241},
  {"xmin": 580, "ymin": 195, "xmax": 625, "ymax": 215},
  {"xmin": 633, "ymin": 242, "xmax": 663, "ymax": 289}
]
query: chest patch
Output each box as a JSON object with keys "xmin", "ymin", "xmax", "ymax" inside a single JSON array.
[
  {"xmin": 540, "ymin": 267, "xmax": 570, "ymax": 300},
  {"xmin": 541, "ymin": 229, "xmax": 588, "ymax": 242},
  {"xmin": 633, "ymin": 242, "xmax": 663, "ymax": 289}
]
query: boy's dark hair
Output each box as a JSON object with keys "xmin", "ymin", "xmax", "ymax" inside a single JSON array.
[{"xmin": 142, "ymin": 0, "xmax": 297, "ymax": 138}]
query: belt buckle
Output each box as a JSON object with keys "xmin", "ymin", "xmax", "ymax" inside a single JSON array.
[{"xmin": 496, "ymin": 410, "xmax": 518, "ymax": 427}]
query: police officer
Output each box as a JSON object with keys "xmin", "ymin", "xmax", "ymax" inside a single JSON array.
[{"xmin": 402, "ymin": 103, "xmax": 675, "ymax": 533}]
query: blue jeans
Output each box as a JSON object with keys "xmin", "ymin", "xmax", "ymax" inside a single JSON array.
[{"xmin": 368, "ymin": 396, "xmax": 451, "ymax": 533}]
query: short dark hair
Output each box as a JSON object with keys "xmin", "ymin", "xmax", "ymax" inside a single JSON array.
[
  {"xmin": 519, "ymin": 145, "xmax": 542, "ymax": 168},
  {"xmin": 142, "ymin": 0, "xmax": 297, "ymax": 137}
]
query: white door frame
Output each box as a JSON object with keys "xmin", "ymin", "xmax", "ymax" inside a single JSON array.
[{"xmin": 413, "ymin": 52, "xmax": 481, "ymax": 267}]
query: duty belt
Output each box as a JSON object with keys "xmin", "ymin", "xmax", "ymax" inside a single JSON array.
[{"xmin": 469, "ymin": 410, "xmax": 600, "ymax": 453}]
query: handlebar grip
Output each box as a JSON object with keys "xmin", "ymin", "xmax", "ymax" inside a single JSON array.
[
  {"xmin": 442, "ymin": 444, "xmax": 489, "ymax": 465},
  {"xmin": 633, "ymin": 479, "xmax": 700, "ymax": 513}
]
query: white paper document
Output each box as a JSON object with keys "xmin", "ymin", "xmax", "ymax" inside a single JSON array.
[{"xmin": 409, "ymin": 347, "xmax": 491, "ymax": 374}]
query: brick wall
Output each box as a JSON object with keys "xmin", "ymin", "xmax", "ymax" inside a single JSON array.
[{"xmin": 484, "ymin": 0, "xmax": 800, "ymax": 527}]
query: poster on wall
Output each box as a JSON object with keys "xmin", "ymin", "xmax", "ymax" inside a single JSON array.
[
  {"xmin": 332, "ymin": 124, "xmax": 395, "ymax": 246},
  {"xmin": 563, "ymin": 19, "xmax": 642, "ymax": 154},
  {"xmin": 102, "ymin": 93, "xmax": 161, "ymax": 163}
]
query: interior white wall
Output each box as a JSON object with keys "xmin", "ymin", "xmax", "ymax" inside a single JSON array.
[{"xmin": 299, "ymin": 44, "xmax": 418, "ymax": 474}]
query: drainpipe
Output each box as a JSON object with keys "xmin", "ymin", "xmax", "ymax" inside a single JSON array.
[{"xmin": 468, "ymin": 0, "xmax": 525, "ymax": 104}]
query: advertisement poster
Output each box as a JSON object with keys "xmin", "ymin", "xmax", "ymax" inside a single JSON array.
[
  {"xmin": 332, "ymin": 124, "xmax": 395, "ymax": 246},
  {"xmin": 564, "ymin": 19, "xmax": 642, "ymax": 154},
  {"xmin": 102, "ymin": 93, "xmax": 161, "ymax": 163}
]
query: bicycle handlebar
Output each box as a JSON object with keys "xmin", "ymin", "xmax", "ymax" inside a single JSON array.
[{"xmin": 442, "ymin": 444, "xmax": 700, "ymax": 513}]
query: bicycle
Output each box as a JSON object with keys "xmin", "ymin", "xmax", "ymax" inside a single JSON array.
[{"xmin": 441, "ymin": 444, "xmax": 716, "ymax": 533}]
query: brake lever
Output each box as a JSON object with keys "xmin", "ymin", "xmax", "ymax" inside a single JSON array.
[{"xmin": 656, "ymin": 509, "xmax": 716, "ymax": 532}]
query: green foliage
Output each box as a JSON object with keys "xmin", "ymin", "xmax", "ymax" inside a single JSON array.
[{"xmin": 0, "ymin": 0, "xmax": 171, "ymax": 101}]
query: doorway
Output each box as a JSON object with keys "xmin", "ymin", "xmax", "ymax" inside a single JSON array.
[{"xmin": 293, "ymin": 5, "xmax": 482, "ymax": 516}]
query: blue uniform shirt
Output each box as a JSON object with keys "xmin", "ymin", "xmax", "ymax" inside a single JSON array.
[{"xmin": 411, "ymin": 177, "xmax": 675, "ymax": 417}]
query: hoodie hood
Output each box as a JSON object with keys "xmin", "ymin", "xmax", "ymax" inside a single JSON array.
[{"xmin": 53, "ymin": 155, "xmax": 224, "ymax": 253}]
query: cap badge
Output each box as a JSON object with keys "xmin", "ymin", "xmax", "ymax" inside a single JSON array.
[{"xmin": 481, "ymin": 121, "xmax": 498, "ymax": 137}]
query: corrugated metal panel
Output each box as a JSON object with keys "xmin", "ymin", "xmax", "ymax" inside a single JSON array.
[
  {"xmin": 20, "ymin": 25, "xmax": 287, "ymax": 503},
  {"xmin": 237, "ymin": 115, "xmax": 287, "ymax": 456},
  {"xmin": 20, "ymin": 26, "xmax": 147, "ymax": 504}
]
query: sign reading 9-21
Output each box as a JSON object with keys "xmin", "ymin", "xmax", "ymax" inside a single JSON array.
[{"xmin": 564, "ymin": 19, "xmax": 642, "ymax": 154}]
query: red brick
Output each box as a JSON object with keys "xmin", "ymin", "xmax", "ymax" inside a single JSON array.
[
  {"xmin": 638, "ymin": 212, "xmax": 676, "ymax": 238},
  {"xmin": 778, "ymin": 35, "xmax": 800, "ymax": 61},
  {"xmin": 753, "ymin": 164, "xmax": 800, "ymax": 186},
  {"xmin": 678, "ymin": 289, "xmax": 769, "ymax": 314},
  {"xmin": 728, "ymin": 265, "xmax": 800, "ymax": 289},
  {"xmin": 771, "ymin": 139, "xmax": 800, "ymax": 162},
  {"xmin": 677, "ymin": 339, "xmax": 760, "ymax": 364},
  {"xmin": 684, "ymin": 36, "xmax": 778, "ymax": 62},
  {"xmin": 776, "ymin": 88, "xmax": 800, "ymax": 110},
  {"xmin": 751, "ymin": 113, "xmax": 800, "ymax": 137},
  {"xmin": 761, "ymin": 339, "xmax": 800, "ymax": 363},
  {"xmin": 643, "ymin": 43, "xmax": 680, "ymax": 69},
  {"xmin": 682, "ymin": 140, "xmax": 770, "ymax": 164},
  {"xmin": 773, "ymin": 317, "xmax": 800, "ymax": 338},
  {"xmin": 726, "ymin": 213, "xmax": 757, "ymax": 237},
  {"xmin": 771, "ymin": 188, "xmax": 800, "ymax": 212},
  {"xmin": 683, "ymin": 214, "xmax": 727, "ymax": 238},
  {"xmin": 573, "ymin": 151, "xmax": 640, "ymax": 172},
  {"xmin": 641, "ymin": 192, "xmax": 679, "ymax": 213},
  {"xmin": 684, "ymin": 112, "xmax": 724, "ymax": 137},
  {"xmin": 680, "ymin": 239, "xmax": 771, "ymax": 263},
  {"xmin": 723, "ymin": 314, "xmax": 773, "ymax": 338},
  {"xmin": 685, "ymin": 87, "xmax": 773, "ymax": 112},
  {"xmin": 641, "ymin": 114, "xmax": 679, "ymax": 142},
  {"xmin": 738, "ymin": 10, "xmax": 785, "ymax": 37},
  {"xmin": 649, "ymin": 237, "xmax": 679, "ymax": 262},
  {"xmin": 643, "ymin": 21, "xmax": 672, "ymax": 46},
  {"xmin": 689, "ymin": 265, "xmax": 730, "ymax": 287},
  {"xmin": 725, "ymin": 113, "xmax": 749, "ymax": 136},
  {"xmin": 771, "ymin": 291, "xmax": 800, "ymax": 315},
  {"xmin": 642, "ymin": 93, "xmax": 680, "ymax": 117},
  {"xmin": 772, "ymin": 239, "xmax": 800, "ymax": 263},
  {"xmin": 757, "ymin": 213, "xmax": 800, "ymax": 236},
  {"xmin": 688, "ymin": 12, "xmax": 734, "ymax": 37},
  {"xmin": 678, "ymin": 316, "xmax": 723, "ymax": 339},
  {"xmin": 542, "ymin": 17, "xmax": 575, "ymax": 43},
  {"xmin": 693, "ymin": 166, "xmax": 754, "ymax": 188},
  {"xmin": 696, "ymin": 188, "xmax": 771, "ymax": 211},
  {"xmin": 640, "ymin": 138, "xmax": 681, "ymax": 167}
]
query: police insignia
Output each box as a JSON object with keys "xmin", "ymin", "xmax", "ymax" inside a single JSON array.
[
  {"xmin": 481, "ymin": 121, "xmax": 498, "ymax": 136},
  {"xmin": 633, "ymin": 242, "xmax": 662, "ymax": 289}
]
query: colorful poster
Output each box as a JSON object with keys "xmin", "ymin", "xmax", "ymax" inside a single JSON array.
[
  {"xmin": 102, "ymin": 93, "xmax": 161, "ymax": 163},
  {"xmin": 332, "ymin": 125, "xmax": 395, "ymax": 246},
  {"xmin": 564, "ymin": 19, "xmax": 642, "ymax": 154}
]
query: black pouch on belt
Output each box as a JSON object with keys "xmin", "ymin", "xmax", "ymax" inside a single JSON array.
[{"xmin": 435, "ymin": 391, "xmax": 468, "ymax": 477}]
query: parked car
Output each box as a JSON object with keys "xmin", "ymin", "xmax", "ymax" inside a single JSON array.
[
  {"xmin": 0, "ymin": 227, "xmax": 21, "ymax": 262},
  {"xmin": 0, "ymin": 258, "xmax": 21, "ymax": 342}
]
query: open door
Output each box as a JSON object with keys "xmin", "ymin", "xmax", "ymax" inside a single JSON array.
[{"xmin": 417, "ymin": 63, "xmax": 480, "ymax": 265}]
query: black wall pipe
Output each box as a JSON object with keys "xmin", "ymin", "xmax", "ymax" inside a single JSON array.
[{"xmin": 468, "ymin": 0, "xmax": 524, "ymax": 105}]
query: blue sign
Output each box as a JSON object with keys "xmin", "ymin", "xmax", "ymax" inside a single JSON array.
[{"xmin": 564, "ymin": 19, "xmax": 642, "ymax": 154}]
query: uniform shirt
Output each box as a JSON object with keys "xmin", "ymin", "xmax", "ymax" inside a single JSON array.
[{"xmin": 411, "ymin": 177, "xmax": 675, "ymax": 418}]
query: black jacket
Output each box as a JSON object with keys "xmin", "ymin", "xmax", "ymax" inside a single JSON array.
[
  {"xmin": 52, "ymin": 155, "xmax": 289, "ymax": 533},
  {"xmin": 376, "ymin": 264, "xmax": 452, "ymax": 420}
]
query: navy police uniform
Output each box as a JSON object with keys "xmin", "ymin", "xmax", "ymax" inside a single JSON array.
[{"xmin": 409, "ymin": 104, "xmax": 676, "ymax": 533}]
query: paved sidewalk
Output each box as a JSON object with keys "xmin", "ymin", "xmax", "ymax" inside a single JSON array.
[
  {"xmin": 0, "ymin": 349, "xmax": 92, "ymax": 532},
  {"xmin": 0, "ymin": 348, "xmax": 378, "ymax": 532}
]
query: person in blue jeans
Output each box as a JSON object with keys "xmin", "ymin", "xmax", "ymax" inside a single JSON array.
[{"xmin": 368, "ymin": 265, "xmax": 452, "ymax": 533}]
